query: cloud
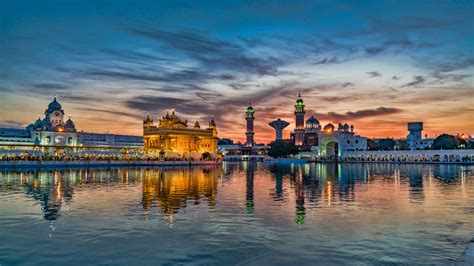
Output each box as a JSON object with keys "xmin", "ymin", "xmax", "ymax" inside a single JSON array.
[
  {"xmin": 392, "ymin": 75, "xmax": 400, "ymax": 80},
  {"xmin": 75, "ymin": 107, "xmax": 144, "ymax": 120},
  {"xmin": 366, "ymin": 71, "xmax": 382, "ymax": 78},
  {"xmin": 437, "ymin": 58, "xmax": 474, "ymax": 72},
  {"xmin": 341, "ymin": 82, "xmax": 354, "ymax": 87},
  {"xmin": 312, "ymin": 107, "xmax": 403, "ymax": 121},
  {"xmin": 314, "ymin": 56, "xmax": 341, "ymax": 65},
  {"xmin": 123, "ymin": 26, "xmax": 281, "ymax": 76},
  {"xmin": 365, "ymin": 47, "xmax": 384, "ymax": 55},
  {"xmin": 0, "ymin": 120, "xmax": 26, "ymax": 128},
  {"xmin": 432, "ymin": 72, "xmax": 471, "ymax": 84},
  {"xmin": 368, "ymin": 16, "xmax": 462, "ymax": 34},
  {"xmin": 402, "ymin": 75, "xmax": 425, "ymax": 87}
]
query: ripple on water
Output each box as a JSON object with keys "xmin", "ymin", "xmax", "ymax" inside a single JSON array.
[{"xmin": 0, "ymin": 163, "xmax": 473, "ymax": 264}]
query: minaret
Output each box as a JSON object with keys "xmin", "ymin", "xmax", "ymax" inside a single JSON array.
[
  {"xmin": 294, "ymin": 92, "xmax": 305, "ymax": 146},
  {"xmin": 245, "ymin": 103, "xmax": 255, "ymax": 147},
  {"xmin": 269, "ymin": 118, "xmax": 289, "ymax": 141}
]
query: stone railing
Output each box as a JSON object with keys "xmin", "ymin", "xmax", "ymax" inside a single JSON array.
[
  {"xmin": 0, "ymin": 160, "xmax": 222, "ymax": 168},
  {"xmin": 341, "ymin": 149, "xmax": 474, "ymax": 163}
]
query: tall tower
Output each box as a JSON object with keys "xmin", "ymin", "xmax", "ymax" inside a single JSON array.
[
  {"xmin": 269, "ymin": 118, "xmax": 289, "ymax": 141},
  {"xmin": 407, "ymin": 122, "xmax": 423, "ymax": 150},
  {"xmin": 245, "ymin": 103, "xmax": 255, "ymax": 147},
  {"xmin": 294, "ymin": 92, "xmax": 305, "ymax": 145}
]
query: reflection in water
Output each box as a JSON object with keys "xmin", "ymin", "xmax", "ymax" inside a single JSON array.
[
  {"xmin": 244, "ymin": 163, "xmax": 254, "ymax": 215},
  {"xmin": 294, "ymin": 167, "xmax": 305, "ymax": 225},
  {"xmin": 0, "ymin": 163, "xmax": 470, "ymax": 224},
  {"xmin": 407, "ymin": 165, "xmax": 425, "ymax": 203},
  {"xmin": 0, "ymin": 163, "xmax": 473, "ymax": 264},
  {"xmin": 268, "ymin": 163, "xmax": 292, "ymax": 201},
  {"xmin": 10, "ymin": 170, "xmax": 75, "ymax": 220},
  {"xmin": 141, "ymin": 167, "xmax": 219, "ymax": 223}
]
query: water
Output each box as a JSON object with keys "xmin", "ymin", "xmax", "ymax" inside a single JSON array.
[{"xmin": 0, "ymin": 162, "xmax": 473, "ymax": 265}]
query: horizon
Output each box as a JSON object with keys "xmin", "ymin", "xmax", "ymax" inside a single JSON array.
[{"xmin": 1, "ymin": 1, "xmax": 473, "ymax": 143}]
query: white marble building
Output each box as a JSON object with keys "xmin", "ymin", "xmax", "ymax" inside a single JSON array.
[
  {"xmin": 288, "ymin": 94, "xmax": 367, "ymax": 158},
  {"xmin": 0, "ymin": 97, "xmax": 143, "ymax": 155}
]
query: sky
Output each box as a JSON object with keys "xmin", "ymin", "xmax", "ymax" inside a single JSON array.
[{"xmin": 0, "ymin": 0, "xmax": 473, "ymax": 143}]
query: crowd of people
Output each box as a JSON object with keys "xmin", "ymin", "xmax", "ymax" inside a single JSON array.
[{"xmin": 0, "ymin": 154, "xmax": 219, "ymax": 162}]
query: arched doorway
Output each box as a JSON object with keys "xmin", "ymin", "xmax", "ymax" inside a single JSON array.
[
  {"xmin": 326, "ymin": 141, "xmax": 339, "ymax": 158},
  {"xmin": 320, "ymin": 137, "xmax": 339, "ymax": 159}
]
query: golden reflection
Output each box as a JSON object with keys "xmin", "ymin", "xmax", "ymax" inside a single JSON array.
[
  {"xmin": 56, "ymin": 181, "xmax": 62, "ymax": 200},
  {"xmin": 141, "ymin": 167, "xmax": 219, "ymax": 218},
  {"xmin": 295, "ymin": 167, "xmax": 305, "ymax": 225},
  {"xmin": 327, "ymin": 181, "xmax": 332, "ymax": 206}
]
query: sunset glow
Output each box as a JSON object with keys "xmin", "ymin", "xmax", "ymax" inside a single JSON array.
[{"xmin": 0, "ymin": 1, "xmax": 473, "ymax": 143}]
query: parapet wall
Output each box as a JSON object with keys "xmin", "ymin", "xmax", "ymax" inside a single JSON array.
[
  {"xmin": 0, "ymin": 160, "xmax": 222, "ymax": 168},
  {"xmin": 342, "ymin": 149, "xmax": 474, "ymax": 163}
]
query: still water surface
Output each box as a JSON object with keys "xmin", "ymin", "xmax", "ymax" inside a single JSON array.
[{"xmin": 0, "ymin": 162, "xmax": 473, "ymax": 264}]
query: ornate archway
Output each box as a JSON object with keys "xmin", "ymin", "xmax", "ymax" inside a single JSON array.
[{"xmin": 320, "ymin": 137, "xmax": 339, "ymax": 158}]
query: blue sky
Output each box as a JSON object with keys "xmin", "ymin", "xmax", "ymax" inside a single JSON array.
[{"xmin": 1, "ymin": 0, "xmax": 473, "ymax": 142}]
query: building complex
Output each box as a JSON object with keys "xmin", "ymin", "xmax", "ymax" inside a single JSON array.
[
  {"xmin": 0, "ymin": 97, "xmax": 143, "ymax": 156},
  {"xmin": 143, "ymin": 111, "xmax": 218, "ymax": 159}
]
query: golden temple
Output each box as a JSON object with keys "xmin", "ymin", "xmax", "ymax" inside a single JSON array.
[{"xmin": 143, "ymin": 111, "xmax": 218, "ymax": 159}]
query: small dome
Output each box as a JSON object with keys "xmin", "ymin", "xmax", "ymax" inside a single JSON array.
[
  {"xmin": 209, "ymin": 117, "xmax": 216, "ymax": 128},
  {"xmin": 66, "ymin": 117, "xmax": 75, "ymax": 128},
  {"xmin": 246, "ymin": 103, "xmax": 254, "ymax": 113},
  {"xmin": 323, "ymin": 123, "xmax": 335, "ymax": 132},
  {"xmin": 295, "ymin": 92, "xmax": 304, "ymax": 107},
  {"xmin": 144, "ymin": 113, "xmax": 153, "ymax": 123},
  {"xmin": 194, "ymin": 120, "xmax": 200, "ymax": 128},
  {"xmin": 296, "ymin": 98, "xmax": 304, "ymax": 106},
  {"xmin": 33, "ymin": 118, "xmax": 43, "ymax": 128},
  {"xmin": 343, "ymin": 123, "xmax": 349, "ymax": 131},
  {"xmin": 306, "ymin": 115, "xmax": 319, "ymax": 125},
  {"xmin": 46, "ymin": 97, "xmax": 63, "ymax": 114}
]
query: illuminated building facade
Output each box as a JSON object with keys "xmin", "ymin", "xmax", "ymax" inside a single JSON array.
[
  {"xmin": 0, "ymin": 97, "xmax": 143, "ymax": 155},
  {"xmin": 288, "ymin": 93, "xmax": 367, "ymax": 158},
  {"xmin": 143, "ymin": 111, "xmax": 218, "ymax": 159}
]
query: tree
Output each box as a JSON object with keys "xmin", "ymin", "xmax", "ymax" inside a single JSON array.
[
  {"xmin": 367, "ymin": 139, "xmax": 378, "ymax": 150},
  {"xmin": 368, "ymin": 138, "xmax": 396, "ymax": 151},
  {"xmin": 432, "ymin": 134, "xmax": 466, "ymax": 150},
  {"xmin": 378, "ymin": 138, "xmax": 397, "ymax": 150},
  {"xmin": 268, "ymin": 141, "xmax": 299, "ymax": 158},
  {"xmin": 396, "ymin": 139, "xmax": 410, "ymax": 150},
  {"xmin": 468, "ymin": 141, "xmax": 474, "ymax": 149}
]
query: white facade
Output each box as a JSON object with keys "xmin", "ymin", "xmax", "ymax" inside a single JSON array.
[
  {"xmin": 0, "ymin": 97, "xmax": 143, "ymax": 152},
  {"xmin": 299, "ymin": 132, "xmax": 367, "ymax": 158},
  {"xmin": 0, "ymin": 128, "xmax": 33, "ymax": 145},
  {"xmin": 78, "ymin": 132, "xmax": 142, "ymax": 147},
  {"xmin": 407, "ymin": 122, "xmax": 434, "ymax": 149}
]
